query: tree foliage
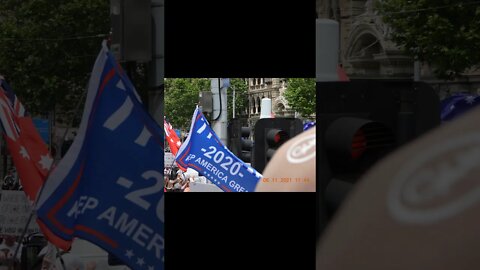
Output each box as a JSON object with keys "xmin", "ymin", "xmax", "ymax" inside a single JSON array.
[
  {"xmin": 377, "ymin": 0, "xmax": 480, "ymax": 79},
  {"xmin": 164, "ymin": 78, "xmax": 210, "ymax": 130},
  {"xmin": 227, "ymin": 78, "xmax": 248, "ymax": 120},
  {"xmin": 164, "ymin": 78, "xmax": 249, "ymax": 131},
  {"xmin": 0, "ymin": 0, "xmax": 110, "ymax": 120},
  {"xmin": 284, "ymin": 78, "xmax": 316, "ymax": 117}
]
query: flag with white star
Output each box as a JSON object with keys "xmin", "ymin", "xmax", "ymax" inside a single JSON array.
[
  {"xmin": 441, "ymin": 93, "xmax": 480, "ymax": 122},
  {"xmin": 0, "ymin": 78, "xmax": 53, "ymax": 202},
  {"xmin": 35, "ymin": 41, "xmax": 164, "ymax": 270}
]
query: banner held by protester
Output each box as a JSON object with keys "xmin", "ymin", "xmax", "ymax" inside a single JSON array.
[
  {"xmin": 35, "ymin": 41, "xmax": 164, "ymax": 270},
  {"xmin": 176, "ymin": 106, "xmax": 262, "ymax": 192}
]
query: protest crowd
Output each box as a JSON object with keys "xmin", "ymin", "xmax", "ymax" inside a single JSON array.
[
  {"xmin": 1, "ymin": 178, "xmax": 99, "ymax": 270},
  {"xmin": 0, "ymin": 235, "xmax": 21, "ymax": 270},
  {"xmin": 163, "ymin": 166, "xmax": 192, "ymax": 192}
]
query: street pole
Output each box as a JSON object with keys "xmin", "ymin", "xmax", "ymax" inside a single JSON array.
[
  {"xmin": 233, "ymin": 86, "xmax": 236, "ymax": 119},
  {"xmin": 148, "ymin": 0, "xmax": 164, "ymax": 124},
  {"xmin": 414, "ymin": 61, "xmax": 420, "ymax": 81},
  {"xmin": 211, "ymin": 78, "xmax": 228, "ymax": 145},
  {"xmin": 316, "ymin": 18, "xmax": 339, "ymax": 239},
  {"xmin": 316, "ymin": 19, "xmax": 339, "ymax": 81}
]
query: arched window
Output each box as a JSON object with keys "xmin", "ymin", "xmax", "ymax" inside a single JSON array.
[
  {"xmin": 256, "ymin": 97, "xmax": 261, "ymax": 114},
  {"xmin": 250, "ymin": 97, "xmax": 255, "ymax": 115}
]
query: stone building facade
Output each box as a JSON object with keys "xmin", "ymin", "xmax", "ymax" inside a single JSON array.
[
  {"xmin": 316, "ymin": 0, "xmax": 480, "ymax": 98},
  {"xmin": 246, "ymin": 78, "xmax": 297, "ymax": 127}
]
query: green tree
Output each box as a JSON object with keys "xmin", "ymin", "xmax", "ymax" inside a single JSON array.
[
  {"xmin": 284, "ymin": 78, "xmax": 316, "ymax": 117},
  {"xmin": 226, "ymin": 78, "xmax": 248, "ymax": 120},
  {"xmin": 377, "ymin": 0, "xmax": 480, "ymax": 79},
  {"xmin": 164, "ymin": 78, "xmax": 210, "ymax": 130},
  {"xmin": 0, "ymin": 0, "xmax": 110, "ymax": 121}
]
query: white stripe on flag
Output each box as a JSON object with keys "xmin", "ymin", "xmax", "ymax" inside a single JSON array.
[{"xmin": 0, "ymin": 94, "xmax": 19, "ymax": 140}]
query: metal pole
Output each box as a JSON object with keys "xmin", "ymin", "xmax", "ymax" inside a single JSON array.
[
  {"xmin": 414, "ymin": 61, "xmax": 420, "ymax": 81},
  {"xmin": 316, "ymin": 19, "xmax": 339, "ymax": 81},
  {"xmin": 233, "ymin": 86, "xmax": 236, "ymax": 119},
  {"xmin": 149, "ymin": 0, "xmax": 164, "ymax": 124},
  {"xmin": 211, "ymin": 79, "xmax": 228, "ymax": 145}
]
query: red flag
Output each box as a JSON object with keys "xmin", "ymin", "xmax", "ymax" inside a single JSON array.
[
  {"xmin": 164, "ymin": 119, "xmax": 181, "ymax": 156},
  {"xmin": 164, "ymin": 119, "xmax": 187, "ymax": 171},
  {"xmin": 0, "ymin": 78, "xmax": 71, "ymax": 249},
  {"xmin": 0, "ymin": 82, "xmax": 52, "ymax": 201}
]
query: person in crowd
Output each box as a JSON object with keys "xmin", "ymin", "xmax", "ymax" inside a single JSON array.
[
  {"xmin": 183, "ymin": 180, "xmax": 191, "ymax": 192},
  {"xmin": 172, "ymin": 182, "xmax": 183, "ymax": 192},
  {"xmin": 2, "ymin": 168, "xmax": 17, "ymax": 190},
  {"xmin": 164, "ymin": 175, "xmax": 169, "ymax": 192},
  {"xmin": 52, "ymin": 252, "xmax": 84, "ymax": 270},
  {"xmin": 167, "ymin": 170, "xmax": 184, "ymax": 193},
  {"xmin": 176, "ymin": 169, "xmax": 185, "ymax": 181},
  {"xmin": 39, "ymin": 243, "xmax": 97, "ymax": 270},
  {"xmin": 0, "ymin": 235, "xmax": 22, "ymax": 269},
  {"xmin": 166, "ymin": 170, "xmax": 181, "ymax": 192},
  {"xmin": 165, "ymin": 178, "xmax": 175, "ymax": 192}
]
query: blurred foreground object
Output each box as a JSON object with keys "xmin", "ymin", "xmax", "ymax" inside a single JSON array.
[
  {"xmin": 317, "ymin": 80, "xmax": 440, "ymax": 236},
  {"xmin": 255, "ymin": 127, "xmax": 315, "ymax": 192},
  {"xmin": 317, "ymin": 104, "xmax": 480, "ymax": 269}
]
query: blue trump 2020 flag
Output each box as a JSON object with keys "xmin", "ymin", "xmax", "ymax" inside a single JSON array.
[
  {"xmin": 36, "ymin": 41, "xmax": 164, "ymax": 270},
  {"xmin": 176, "ymin": 106, "xmax": 262, "ymax": 192}
]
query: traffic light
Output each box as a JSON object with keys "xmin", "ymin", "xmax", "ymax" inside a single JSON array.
[
  {"xmin": 252, "ymin": 118, "xmax": 303, "ymax": 173},
  {"xmin": 110, "ymin": 0, "xmax": 152, "ymax": 62},
  {"xmin": 317, "ymin": 79, "xmax": 440, "ymax": 239},
  {"xmin": 199, "ymin": 91, "xmax": 213, "ymax": 113},
  {"xmin": 240, "ymin": 126, "xmax": 253, "ymax": 162},
  {"xmin": 227, "ymin": 118, "xmax": 253, "ymax": 163}
]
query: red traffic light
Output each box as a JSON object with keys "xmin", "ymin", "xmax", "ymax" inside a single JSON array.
[
  {"xmin": 267, "ymin": 129, "xmax": 289, "ymax": 146},
  {"xmin": 274, "ymin": 133, "xmax": 281, "ymax": 143},
  {"xmin": 252, "ymin": 118, "xmax": 303, "ymax": 173},
  {"xmin": 325, "ymin": 117, "xmax": 394, "ymax": 171},
  {"xmin": 351, "ymin": 129, "xmax": 366, "ymax": 160}
]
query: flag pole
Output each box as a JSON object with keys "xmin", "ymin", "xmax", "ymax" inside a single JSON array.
[{"xmin": 12, "ymin": 82, "xmax": 88, "ymax": 265}]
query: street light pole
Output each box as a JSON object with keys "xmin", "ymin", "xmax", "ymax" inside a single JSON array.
[
  {"xmin": 414, "ymin": 61, "xmax": 420, "ymax": 81},
  {"xmin": 233, "ymin": 85, "xmax": 236, "ymax": 119},
  {"xmin": 148, "ymin": 0, "xmax": 164, "ymax": 125},
  {"xmin": 211, "ymin": 79, "xmax": 228, "ymax": 145}
]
